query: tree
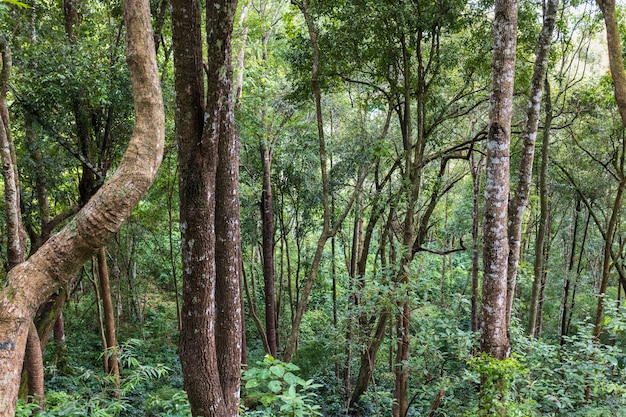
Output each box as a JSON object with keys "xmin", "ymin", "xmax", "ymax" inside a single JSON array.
[
  {"xmin": 507, "ymin": 0, "xmax": 558, "ymax": 331},
  {"xmin": 0, "ymin": 0, "xmax": 164, "ymax": 413},
  {"xmin": 171, "ymin": 0, "xmax": 243, "ymax": 415},
  {"xmin": 593, "ymin": 0, "xmax": 626, "ymax": 339},
  {"xmin": 0, "ymin": 30, "xmax": 43, "ymax": 410}
]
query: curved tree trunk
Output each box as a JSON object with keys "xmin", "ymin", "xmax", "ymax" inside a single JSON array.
[{"xmin": 0, "ymin": 1, "xmax": 164, "ymax": 413}]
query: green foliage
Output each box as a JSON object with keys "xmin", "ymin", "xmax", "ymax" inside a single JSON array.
[
  {"xmin": 466, "ymin": 354, "xmax": 529, "ymax": 417},
  {"xmin": 242, "ymin": 355, "xmax": 322, "ymax": 417},
  {"xmin": 2, "ymin": 0, "xmax": 28, "ymax": 7},
  {"xmin": 145, "ymin": 388, "xmax": 192, "ymax": 417},
  {"xmin": 18, "ymin": 338, "xmax": 175, "ymax": 417}
]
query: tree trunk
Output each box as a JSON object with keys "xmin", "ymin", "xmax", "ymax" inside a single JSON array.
[
  {"xmin": 0, "ymin": 1, "xmax": 164, "ymax": 413},
  {"xmin": 480, "ymin": 0, "xmax": 517, "ymax": 361},
  {"xmin": 506, "ymin": 0, "xmax": 558, "ymax": 327},
  {"xmin": 595, "ymin": 0, "xmax": 626, "ymax": 338},
  {"xmin": 53, "ymin": 312, "xmax": 69, "ymax": 374},
  {"xmin": 1, "ymin": 31, "xmax": 44, "ymax": 411},
  {"xmin": 470, "ymin": 152, "xmax": 483, "ymax": 333},
  {"xmin": 597, "ymin": 0, "xmax": 626, "ymax": 126},
  {"xmin": 528, "ymin": 78, "xmax": 553, "ymax": 337},
  {"xmin": 24, "ymin": 321, "xmax": 45, "ymax": 408},
  {"xmin": 260, "ymin": 142, "xmax": 277, "ymax": 357},
  {"xmin": 559, "ymin": 197, "xmax": 581, "ymax": 343},
  {"xmin": 283, "ymin": 0, "xmax": 364, "ymax": 362},
  {"xmin": 97, "ymin": 248, "xmax": 120, "ymax": 389},
  {"xmin": 172, "ymin": 0, "xmax": 242, "ymax": 415},
  {"xmin": 593, "ymin": 169, "xmax": 626, "ymax": 339}
]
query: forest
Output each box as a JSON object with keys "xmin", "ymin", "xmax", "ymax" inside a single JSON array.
[{"xmin": 1, "ymin": 0, "xmax": 626, "ymax": 415}]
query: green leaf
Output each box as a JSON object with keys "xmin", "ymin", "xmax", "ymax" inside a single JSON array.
[
  {"xmin": 268, "ymin": 380, "xmax": 283, "ymax": 393},
  {"xmin": 270, "ymin": 365, "xmax": 285, "ymax": 378},
  {"xmin": 2, "ymin": 0, "xmax": 29, "ymax": 8}
]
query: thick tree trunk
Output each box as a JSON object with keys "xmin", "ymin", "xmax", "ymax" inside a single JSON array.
[
  {"xmin": 479, "ymin": 0, "xmax": 517, "ymax": 362},
  {"xmin": 506, "ymin": 0, "xmax": 558, "ymax": 327},
  {"xmin": 172, "ymin": 0, "xmax": 242, "ymax": 415},
  {"xmin": 0, "ymin": 1, "xmax": 164, "ymax": 413}
]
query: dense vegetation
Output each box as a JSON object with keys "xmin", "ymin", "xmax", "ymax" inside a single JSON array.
[{"xmin": 2, "ymin": 0, "xmax": 626, "ymax": 415}]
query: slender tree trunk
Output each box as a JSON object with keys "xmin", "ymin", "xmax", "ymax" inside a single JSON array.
[
  {"xmin": 53, "ymin": 312, "xmax": 69, "ymax": 374},
  {"xmin": 560, "ymin": 197, "xmax": 582, "ymax": 342},
  {"xmin": 597, "ymin": 0, "xmax": 626, "ymax": 126},
  {"xmin": 528, "ymin": 79, "xmax": 553, "ymax": 337},
  {"xmin": 284, "ymin": 0, "xmax": 365, "ymax": 361},
  {"xmin": 471, "ymin": 153, "xmax": 483, "ymax": 333},
  {"xmin": 593, "ymin": 168, "xmax": 626, "ymax": 338},
  {"xmin": 595, "ymin": 0, "xmax": 626, "ymax": 338},
  {"xmin": 0, "ymin": 1, "xmax": 164, "ymax": 412},
  {"xmin": 97, "ymin": 248, "xmax": 120, "ymax": 389},
  {"xmin": 166, "ymin": 159, "xmax": 182, "ymax": 332},
  {"xmin": 260, "ymin": 143, "xmax": 277, "ymax": 357},
  {"xmin": 348, "ymin": 208, "xmax": 394, "ymax": 413},
  {"xmin": 536, "ymin": 232, "xmax": 551, "ymax": 338},
  {"xmin": 506, "ymin": 0, "xmax": 558, "ymax": 327},
  {"xmin": 92, "ymin": 261, "xmax": 109, "ymax": 373}
]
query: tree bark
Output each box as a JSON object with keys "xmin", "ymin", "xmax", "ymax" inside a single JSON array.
[
  {"xmin": 597, "ymin": 0, "xmax": 626, "ymax": 126},
  {"xmin": 172, "ymin": 0, "xmax": 242, "ymax": 415},
  {"xmin": 506, "ymin": 0, "xmax": 558, "ymax": 327},
  {"xmin": 595, "ymin": 0, "xmax": 626, "ymax": 339},
  {"xmin": 24, "ymin": 321, "xmax": 45, "ymax": 408},
  {"xmin": 479, "ymin": 0, "xmax": 517, "ymax": 362},
  {"xmin": 1, "ymin": 29, "xmax": 45, "ymax": 411},
  {"xmin": 471, "ymin": 152, "xmax": 483, "ymax": 333},
  {"xmin": 97, "ymin": 248, "xmax": 120, "ymax": 389},
  {"xmin": 0, "ymin": 1, "xmax": 164, "ymax": 413},
  {"xmin": 528, "ymin": 79, "xmax": 553, "ymax": 337},
  {"xmin": 261, "ymin": 142, "xmax": 277, "ymax": 357}
]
